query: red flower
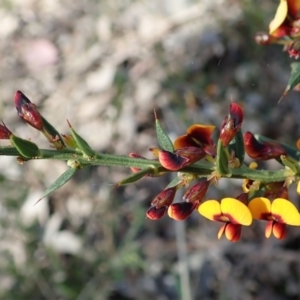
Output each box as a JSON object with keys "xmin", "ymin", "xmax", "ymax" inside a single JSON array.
[
  {"xmin": 219, "ymin": 103, "xmax": 244, "ymax": 147},
  {"xmin": 158, "ymin": 147, "xmax": 206, "ymax": 171},
  {"xmin": 174, "ymin": 124, "xmax": 215, "ymax": 154},
  {"xmin": 244, "ymin": 132, "xmax": 286, "ymax": 160},
  {"xmin": 147, "ymin": 187, "xmax": 177, "ymax": 220}
]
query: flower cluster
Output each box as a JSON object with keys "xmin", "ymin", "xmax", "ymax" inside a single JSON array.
[
  {"xmin": 130, "ymin": 101, "xmax": 300, "ymax": 242},
  {"xmin": 255, "ymin": 0, "xmax": 300, "ymax": 58},
  {"xmin": 2, "ymin": 90, "xmax": 300, "ymax": 243}
]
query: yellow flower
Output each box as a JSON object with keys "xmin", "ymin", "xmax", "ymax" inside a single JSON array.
[
  {"xmin": 248, "ymin": 197, "xmax": 300, "ymax": 239},
  {"xmin": 198, "ymin": 198, "xmax": 252, "ymax": 242}
]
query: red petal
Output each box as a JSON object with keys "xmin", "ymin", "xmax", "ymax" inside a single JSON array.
[
  {"xmin": 225, "ymin": 223, "xmax": 242, "ymax": 242},
  {"xmin": 146, "ymin": 205, "xmax": 167, "ymax": 220},
  {"xmin": 151, "ymin": 187, "xmax": 176, "ymax": 208},
  {"xmin": 183, "ymin": 180, "xmax": 210, "ymax": 203},
  {"xmin": 229, "ymin": 103, "xmax": 244, "ymax": 128},
  {"xmin": 244, "ymin": 132, "xmax": 286, "ymax": 160},
  {"xmin": 168, "ymin": 202, "xmax": 197, "ymax": 220},
  {"xmin": 158, "ymin": 150, "xmax": 190, "ymax": 171},
  {"xmin": 272, "ymin": 222, "xmax": 287, "ymax": 239}
]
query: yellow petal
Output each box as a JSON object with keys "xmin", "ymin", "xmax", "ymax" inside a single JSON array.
[
  {"xmin": 248, "ymin": 197, "xmax": 271, "ymax": 220},
  {"xmin": 198, "ymin": 200, "xmax": 221, "ymax": 221},
  {"xmin": 271, "ymin": 198, "xmax": 300, "ymax": 225},
  {"xmin": 269, "ymin": 0, "xmax": 288, "ymax": 34},
  {"xmin": 297, "ymin": 180, "xmax": 300, "ymax": 195},
  {"xmin": 220, "ymin": 198, "xmax": 252, "ymax": 226}
]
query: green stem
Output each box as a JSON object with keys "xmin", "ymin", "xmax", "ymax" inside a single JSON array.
[{"xmin": 0, "ymin": 146, "xmax": 296, "ymax": 183}]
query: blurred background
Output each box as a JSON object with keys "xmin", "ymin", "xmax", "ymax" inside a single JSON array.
[{"xmin": 0, "ymin": 0, "xmax": 300, "ymax": 299}]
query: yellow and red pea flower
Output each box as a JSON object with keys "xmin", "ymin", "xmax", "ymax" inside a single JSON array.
[
  {"xmin": 248, "ymin": 197, "xmax": 300, "ymax": 239},
  {"xmin": 244, "ymin": 131, "xmax": 286, "ymax": 160},
  {"xmin": 198, "ymin": 197, "xmax": 252, "ymax": 242}
]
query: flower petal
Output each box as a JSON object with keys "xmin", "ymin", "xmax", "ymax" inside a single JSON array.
[
  {"xmin": 187, "ymin": 124, "xmax": 215, "ymax": 146},
  {"xmin": 198, "ymin": 200, "xmax": 222, "ymax": 221},
  {"xmin": 265, "ymin": 221, "xmax": 273, "ymax": 238},
  {"xmin": 174, "ymin": 135, "xmax": 198, "ymax": 150},
  {"xmin": 272, "ymin": 222, "xmax": 287, "ymax": 239},
  {"xmin": 221, "ymin": 198, "xmax": 252, "ymax": 226},
  {"xmin": 271, "ymin": 198, "xmax": 300, "ymax": 225},
  {"xmin": 168, "ymin": 202, "xmax": 197, "ymax": 220},
  {"xmin": 269, "ymin": 0, "xmax": 288, "ymax": 34},
  {"xmin": 287, "ymin": 0, "xmax": 300, "ymax": 19},
  {"xmin": 225, "ymin": 223, "xmax": 242, "ymax": 242},
  {"xmin": 248, "ymin": 197, "xmax": 271, "ymax": 220},
  {"xmin": 217, "ymin": 223, "xmax": 226, "ymax": 240}
]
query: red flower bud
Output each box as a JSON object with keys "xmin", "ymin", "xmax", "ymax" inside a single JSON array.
[
  {"xmin": 151, "ymin": 187, "xmax": 176, "ymax": 208},
  {"xmin": 168, "ymin": 202, "xmax": 198, "ymax": 220},
  {"xmin": 158, "ymin": 150, "xmax": 190, "ymax": 171},
  {"xmin": 146, "ymin": 205, "xmax": 167, "ymax": 220},
  {"xmin": 158, "ymin": 147, "xmax": 206, "ymax": 171},
  {"xmin": 183, "ymin": 180, "xmax": 210, "ymax": 203},
  {"xmin": 14, "ymin": 91, "xmax": 44, "ymax": 131},
  {"xmin": 0, "ymin": 121, "xmax": 12, "ymax": 139},
  {"xmin": 244, "ymin": 132, "xmax": 286, "ymax": 160},
  {"xmin": 219, "ymin": 103, "xmax": 244, "ymax": 147}
]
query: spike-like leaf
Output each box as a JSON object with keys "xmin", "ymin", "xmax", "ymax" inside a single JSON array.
[
  {"xmin": 280, "ymin": 62, "xmax": 300, "ymax": 101},
  {"xmin": 155, "ymin": 112, "xmax": 174, "ymax": 152},
  {"xmin": 36, "ymin": 167, "xmax": 78, "ymax": 203},
  {"xmin": 67, "ymin": 120, "xmax": 95, "ymax": 157}
]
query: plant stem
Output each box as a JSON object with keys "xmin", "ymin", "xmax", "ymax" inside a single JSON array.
[{"xmin": 0, "ymin": 146, "xmax": 295, "ymax": 183}]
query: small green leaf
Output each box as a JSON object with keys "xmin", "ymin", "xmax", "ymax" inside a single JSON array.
[
  {"xmin": 67, "ymin": 120, "xmax": 95, "ymax": 157},
  {"xmin": 228, "ymin": 128, "xmax": 245, "ymax": 165},
  {"xmin": 10, "ymin": 135, "xmax": 40, "ymax": 158},
  {"xmin": 155, "ymin": 112, "xmax": 174, "ymax": 152},
  {"xmin": 216, "ymin": 139, "xmax": 231, "ymax": 176},
  {"xmin": 281, "ymin": 62, "xmax": 300, "ymax": 101},
  {"xmin": 37, "ymin": 167, "xmax": 77, "ymax": 203},
  {"xmin": 116, "ymin": 168, "xmax": 154, "ymax": 186}
]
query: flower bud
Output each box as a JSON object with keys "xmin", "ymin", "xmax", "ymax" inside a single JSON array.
[
  {"xmin": 183, "ymin": 180, "xmax": 210, "ymax": 203},
  {"xmin": 0, "ymin": 121, "xmax": 12, "ymax": 139},
  {"xmin": 146, "ymin": 205, "xmax": 167, "ymax": 220},
  {"xmin": 151, "ymin": 187, "xmax": 176, "ymax": 208},
  {"xmin": 14, "ymin": 91, "xmax": 44, "ymax": 131},
  {"xmin": 219, "ymin": 103, "xmax": 244, "ymax": 147},
  {"xmin": 158, "ymin": 150, "xmax": 190, "ymax": 171},
  {"xmin": 168, "ymin": 202, "xmax": 197, "ymax": 220},
  {"xmin": 244, "ymin": 132, "xmax": 286, "ymax": 160}
]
